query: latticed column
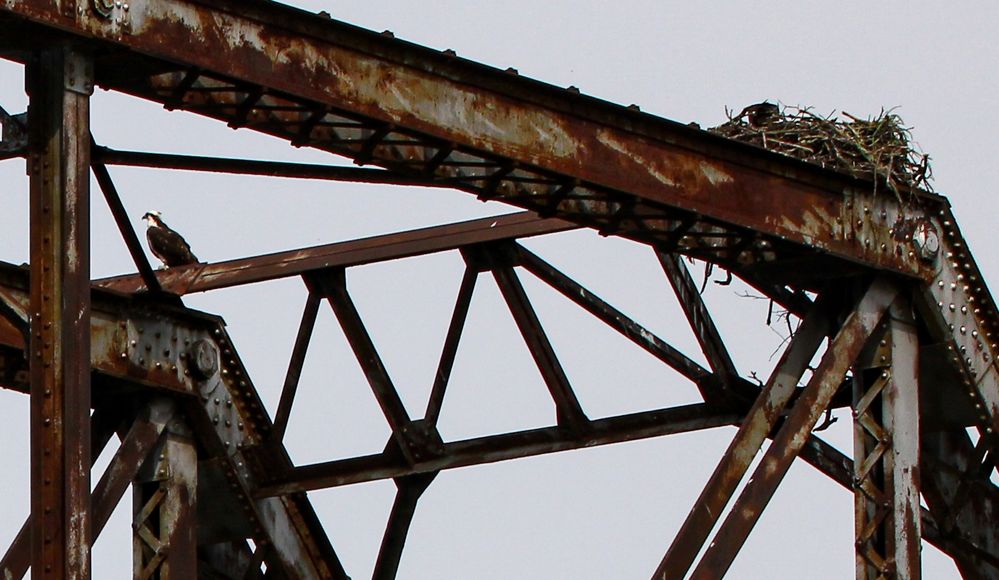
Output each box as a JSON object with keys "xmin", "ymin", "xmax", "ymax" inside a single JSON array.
[
  {"xmin": 852, "ymin": 303, "xmax": 921, "ymax": 579},
  {"xmin": 133, "ymin": 401, "xmax": 197, "ymax": 580}
]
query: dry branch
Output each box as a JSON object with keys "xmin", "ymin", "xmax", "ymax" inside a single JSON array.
[{"xmin": 710, "ymin": 103, "xmax": 932, "ymax": 193}]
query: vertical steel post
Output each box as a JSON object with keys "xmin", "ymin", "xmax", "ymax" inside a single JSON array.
[
  {"xmin": 26, "ymin": 43, "xmax": 93, "ymax": 580},
  {"xmin": 853, "ymin": 303, "xmax": 922, "ymax": 579},
  {"xmin": 132, "ymin": 400, "xmax": 198, "ymax": 579}
]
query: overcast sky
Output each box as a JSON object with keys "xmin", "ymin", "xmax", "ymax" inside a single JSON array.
[{"xmin": 1, "ymin": 1, "xmax": 996, "ymax": 578}]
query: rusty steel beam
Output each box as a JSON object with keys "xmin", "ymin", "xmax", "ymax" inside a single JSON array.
[
  {"xmin": 0, "ymin": 406, "xmax": 125, "ymax": 580},
  {"xmin": 93, "ymin": 146, "xmax": 448, "ymax": 187},
  {"xmin": 1, "ymin": 416, "xmax": 163, "ymax": 580},
  {"xmin": 255, "ymin": 403, "xmax": 740, "ymax": 497},
  {"xmin": 0, "ymin": 0, "xmax": 940, "ymax": 278},
  {"xmin": 27, "ymin": 43, "xmax": 93, "ymax": 580},
  {"xmin": 513, "ymin": 243, "xmax": 711, "ymax": 387},
  {"xmin": 313, "ymin": 269, "xmax": 414, "ymax": 440},
  {"xmin": 90, "ymin": 156, "xmax": 163, "ymax": 294},
  {"xmin": 133, "ymin": 400, "xmax": 198, "ymax": 579},
  {"xmin": 4, "ymin": 0, "xmax": 997, "ymax": 467},
  {"xmin": 687, "ymin": 278, "xmax": 899, "ymax": 579},
  {"xmin": 657, "ymin": 251, "xmax": 738, "ymax": 380},
  {"xmin": 653, "ymin": 290, "xmax": 834, "ymax": 579},
  {"xmin": 0, "ymin": 264, "xmax": 347, "ymax": 578},
  {"xmin": 490, "ymin": 263, "xmax": 588, "ymax": 430},
  {"xmin": 921, "ymin": 430, "xmax": 999, "ymax": 578},
  {"xmin": 372, "ymin": 472, "xmax": 437, "ymax": 580},
  {"xmin": 852, "ymin": 304, "xmax": 922, "ymax": 579},
  {"xmin": 423, "ymin": 266, "xmax": 477, "ymax": 427},
  {"xmin": 269, "ymin": 289, "xmax": 321, "ymax": 444},
  {"xmin": 95, "ymin": 212, "xmax": 577, "ymax": 295}
]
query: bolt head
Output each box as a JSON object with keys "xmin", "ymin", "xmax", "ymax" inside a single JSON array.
[{"xmin": 188, "ymin": 338, "xmax": 219, "ymax": 379}]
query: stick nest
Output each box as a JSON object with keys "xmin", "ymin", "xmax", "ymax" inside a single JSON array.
[{"xmin": 710, "ymin": 103, "xmax": 933, "ymax": 193}]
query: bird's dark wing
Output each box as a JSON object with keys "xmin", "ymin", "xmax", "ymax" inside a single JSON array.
[{"xmin": 147, "ymin": 226, "xmax": 198, "ymax": 267}]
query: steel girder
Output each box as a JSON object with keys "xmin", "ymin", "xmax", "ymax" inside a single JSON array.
[
  {"xmin": 0, "ymin": 0, "xmax": 994, "ymax": 442},
  {"xmin": 0, "ymin": 0, "xmax": 996, "ymax": 578}
]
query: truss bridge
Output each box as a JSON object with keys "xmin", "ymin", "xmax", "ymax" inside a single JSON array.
[{"xmin": 0, "ymin": 1, "xmax": 996, "ymax": 578}]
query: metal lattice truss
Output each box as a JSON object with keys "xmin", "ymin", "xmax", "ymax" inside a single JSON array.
[{"xmin": 0, "ymin": 0, "xmax": 996, "ymax": 578}]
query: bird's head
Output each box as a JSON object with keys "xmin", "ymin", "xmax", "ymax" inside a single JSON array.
[{"xmin": 142, "ymin": 211, "xmax": 163, "ymax": 227}]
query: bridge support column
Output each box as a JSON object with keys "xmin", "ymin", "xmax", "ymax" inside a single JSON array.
[
  {"xmin": 27, "ymin": 43, "xmax": 93, "ymax": 580},
  {"xmin": 133, "ymin": 400, "xmax": 198, "ymax": 579},
  {"xmin": 853, "ymin": 302, "xmax": 922, "ymax": 579}
]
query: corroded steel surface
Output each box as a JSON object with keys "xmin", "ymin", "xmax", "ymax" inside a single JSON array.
[
  {"xmin": 0, "ymin": 0, "xmax": 945, "ymax": 277},
  {"xmin": 96, "ymin": 212, "xmax": 576, "ymax": 295},
  {"xmin": 0, "ymin": 1, "xmax": 996, "ymax": 577},
  {"xmin": 2, "ymin": 1, "xmax": 995, "ymax": 444},
  {"xmin": 0, "ymin": 263, "xmax": 346, "ymax": 578},
  {"xmin": 27, "ymin": 44, "xmax": 93, "ymax": 580},
  {"xmin": 690, "ymin": 278, "xmax": 899, "ymax": 578}
]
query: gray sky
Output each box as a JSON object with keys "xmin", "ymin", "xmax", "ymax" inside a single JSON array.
[{"xmin": 1, "ymin": 1, "xmax": 996, "ymax": 577}]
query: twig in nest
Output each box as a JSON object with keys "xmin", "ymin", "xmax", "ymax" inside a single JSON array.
[
  {"xmin": 700, "ymin": 261, "xmax": 713, "ymax": 294},
  {"xmin": 710, "ymin": 104, "xmax": 933, "ymax": 194}
]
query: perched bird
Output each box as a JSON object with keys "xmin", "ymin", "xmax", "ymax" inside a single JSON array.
[
  {"xmin": 142, "ymin": 211, "xmax": 199, "ymax": 268},
  {"xmin": 740, "ymin": 101, "xmax": 780, "ymax": 128}
]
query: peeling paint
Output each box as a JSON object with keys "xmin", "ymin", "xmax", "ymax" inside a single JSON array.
[
  {"xmin": 597, "ymin": 129, "xmax": 678, "ymax": 188},
  {"xmin": 699, "ymin": 162, "xmax": 732, "ymax": 186}
]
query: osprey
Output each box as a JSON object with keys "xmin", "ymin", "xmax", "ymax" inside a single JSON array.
[{"xmin": 142, "ymin": 211, "xmax": 199, "ymax": 268}]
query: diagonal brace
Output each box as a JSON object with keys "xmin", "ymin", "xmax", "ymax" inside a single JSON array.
[
  {"xmin": 687, "ymin": 277, "xmax": 899, "ymax": 579},
  {"xmin": 653, "ymin": 287, "xmax": 835, "ymax": 579},
  {"xmin": 372, "ymin": 472, "xmax": 438, "ymax": 580}
]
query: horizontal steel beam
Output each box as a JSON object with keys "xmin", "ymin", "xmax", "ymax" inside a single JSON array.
[
  {"xmin": 253, "ymin": 403, "xmax": 741, "ymax": 497},
  {"xmin": 0, "ymin": 0, "xmax": 942, "ymax": 278},
  {"xmin": 92, "ymin": 146, "xmax": 448, "ymax": 187},
  {"xmin": 95, "ymin": 212, "xmax": 576, "ymax": 295}
]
